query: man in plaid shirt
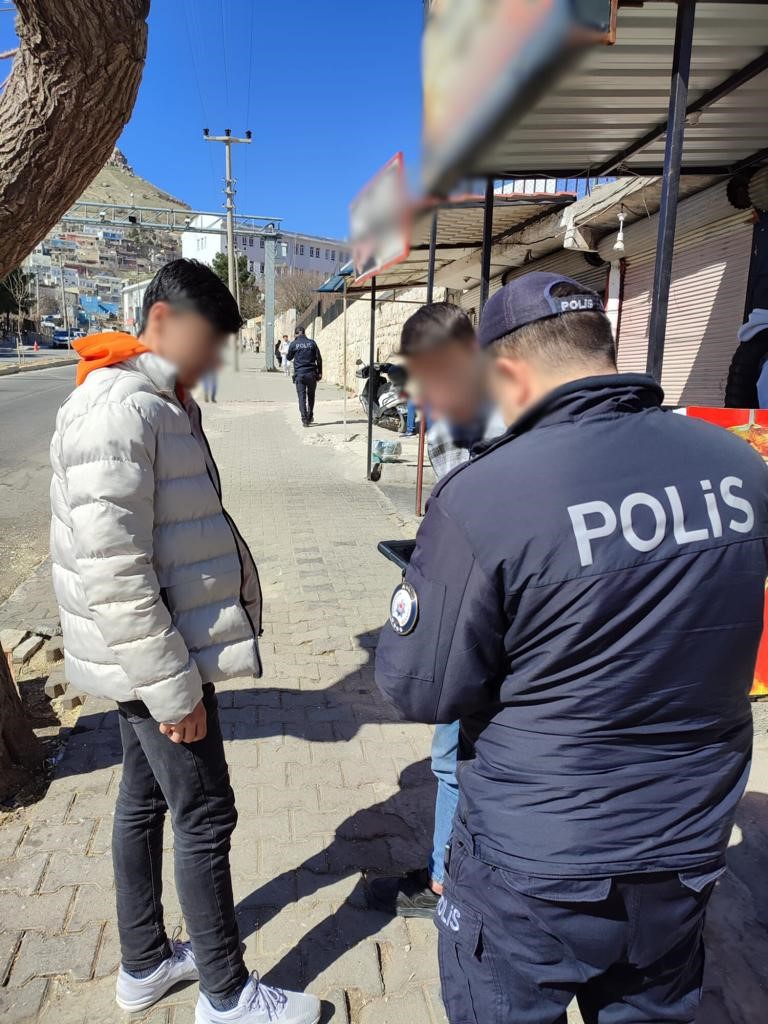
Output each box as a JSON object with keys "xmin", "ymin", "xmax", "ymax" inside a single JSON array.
[{"xmin": 368, "ymin": 302, "xmax": 504, "ymax": 918}]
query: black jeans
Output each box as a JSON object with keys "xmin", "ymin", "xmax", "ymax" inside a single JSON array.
[
  {"xmin": 295, "ymin": 372, "xmax": 317, "ymax": 423},
  {"xmin": 113, "ymin": 684, "xmax": 248, "ymax": 1003}
]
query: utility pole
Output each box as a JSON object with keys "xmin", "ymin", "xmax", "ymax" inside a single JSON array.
[
  {"xmin": 56, "ymin": 253, "xmax": 70, "ymax": 346},
  {"xmin": 263, "ymin": 224, "xmax": 280, "ymax": 372},
  {"xmin": 203, "ymin": 128, "xmax": 252, "ymax": 371}
]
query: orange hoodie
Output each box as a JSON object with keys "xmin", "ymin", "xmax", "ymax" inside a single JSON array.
[{"xmin": 73, "ymin": 332, "xmax": 150, "ymax": 386}]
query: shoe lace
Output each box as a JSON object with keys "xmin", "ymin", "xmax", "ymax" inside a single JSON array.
[
  {"xmin": 169, "ymin": 927, "xmax": 194, "ymax": 965},
  {"xmin": 244, "ymin": 972, "xmax": 288, "ymax": 1021}
]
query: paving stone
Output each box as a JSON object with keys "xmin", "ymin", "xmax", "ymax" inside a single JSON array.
[
  {"xmin": 40, "ymin": 975, "xmax": 171, "ymax": 1024},
  {"xmin": 358, "ymin": 986, "xmax": 433, "ymax": 1024},
  {"xmin": 259, "ymin": 785, "xmax": 319, "ymax": 815},
  {"xmin": 0, "ymin": 821, "xmax": 26, "ymax": 860},
  {"xmin": 0, "ymin": 852, "xmax": 49, "ymax": 895},
  {"xmin": 0, "ymin": 628, "xmax": 28, "ymax": 654},
  {"xmin": 0, "ymin": 979, "xmax": 49, "ymax": 1023},
  {"xmin": 40, "ymin": 852, "xmax": 114, "ymax": 894},
  {"xmin": 20, "ymin": 821, "xmax": 95, "ymax": 857},
  {"xmin": 0, "ymin": 930, "xmax": 22, "ymax": 985},
  {"xmin": 10, "ymin": 922, "xmax": 102, "ymax": 986},
  {"xmin": 0, "ymin": 889, "xmax": 74, "ymax": 932}
]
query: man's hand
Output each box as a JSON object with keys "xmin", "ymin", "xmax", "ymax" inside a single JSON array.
[{"xmin": 160, "ymin": 700, "xmax": 207, "ymax": 744}]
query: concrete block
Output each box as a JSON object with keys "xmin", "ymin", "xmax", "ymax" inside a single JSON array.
[
  {"xmin": 44, "ymin": 671, "xmax": 67, "ymax": 699},
  {"xmin": 11, "ymin": 634, "xmax": 44, "ymax": 666},
  {"xmin": 44, "ymin": 636, "xmax": 65, "ymax": 664},
  {"xmin": 59, "ymin": 687, "xmax": 86, "ymax": 711}
]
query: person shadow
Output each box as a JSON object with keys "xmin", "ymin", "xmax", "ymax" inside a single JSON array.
[
  {"xmin": 234, "ymin": 759, "xmax": 436, "ymax": 991},
  {"xmin": 49, "ymin": 630, "xmax": 393, "ymax": 782}
]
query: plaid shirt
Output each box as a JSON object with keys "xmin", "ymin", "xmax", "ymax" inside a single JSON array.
[{"xmin": 426, "ymin": 407, "xmax": 506, "ymax": 481}]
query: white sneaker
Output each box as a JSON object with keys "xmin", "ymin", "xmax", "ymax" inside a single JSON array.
[
  {"xmin": 116, "ymin": 938, "xmax": 198, "ymax": 1012},
  {"xmin": 195, "ymin": 973, "xmax": 320, "ymax": 1024}
]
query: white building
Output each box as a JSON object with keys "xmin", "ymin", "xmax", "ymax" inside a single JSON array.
[
  {"xmin": 182, "ymin": 216, "xmax": 350, "ymax": 280},
  {"xmin": 122, "ymin": 278, "xmax": 153, "ymax": 335}
]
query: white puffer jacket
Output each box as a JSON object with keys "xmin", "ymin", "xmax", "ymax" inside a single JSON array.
[{"xmin": 50, "ymin": 352, "xmax": 262, "ymax": 723}]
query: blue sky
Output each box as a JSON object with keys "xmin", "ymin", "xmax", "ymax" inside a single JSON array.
[{"xmin": 1, "ymin": 1, "xmax": 424, "ymax": 239}]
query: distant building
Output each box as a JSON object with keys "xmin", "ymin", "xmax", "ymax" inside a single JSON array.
[
  {"xmin": 122, "ymin": 278, "xmax": 153, "ymax": 335},
  {"xmin": 182, "ymin": 216, "xmax": 350, "ymax": 280}
]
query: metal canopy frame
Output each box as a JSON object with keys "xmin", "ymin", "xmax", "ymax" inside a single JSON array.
[{"xmin": 428, "ymin": 0, "xmax": 768, "ymax": 384}]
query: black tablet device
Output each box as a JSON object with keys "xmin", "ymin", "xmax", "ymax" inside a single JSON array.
[{"xmin": 377, "ymin": 539, "xmax": 416, "ymax": 572}]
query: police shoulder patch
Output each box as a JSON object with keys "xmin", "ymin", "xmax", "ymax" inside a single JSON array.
[{"xmin": 389, "ymin": 580, "xmax": 419, "ymax": 635}]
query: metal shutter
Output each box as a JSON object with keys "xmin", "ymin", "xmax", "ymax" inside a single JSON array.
[
  {"xmin": 459, "ymin": 251, "xmax": 609, "ymax": 323},
  {"xmin": 503, "ymin": 250, "xmax": 609, "ymax": 297},
  {"xmin": 618, "ymin": 213, "xmax": 753, "ymax": 405}
]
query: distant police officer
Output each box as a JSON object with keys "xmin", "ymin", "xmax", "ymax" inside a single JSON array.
[
  {"xmin": 287, "ymin": 327, "xmax": 323, "ymax": 426},
  {"xmin": 375, "ymin": 272, "xmax": 768, "ymax": 1024}
]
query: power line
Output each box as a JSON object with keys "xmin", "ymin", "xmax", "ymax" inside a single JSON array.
[
  {"xmin": 183, "ymin": 3, "xmax": 217, "ymax": 193},
  {"xmin": 244, "ymin": 0, "xmax": 256, "ymax": 213},
  {"xmin": 218, "ymin": 0, "xmax": 230, "ymax": 112}
]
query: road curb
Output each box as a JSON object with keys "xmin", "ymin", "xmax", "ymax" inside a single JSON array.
[{"xmin": 0, "ymin": 356, "xmax": 78, "ymax": 377}]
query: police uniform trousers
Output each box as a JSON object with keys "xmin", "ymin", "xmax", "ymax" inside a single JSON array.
[
  {"xmin": 295, "ymin": 371, "xmax": 317, "ymax": 424},
  {"xmin": 436, "ymin": 821, "xmax": 714, "ymax": 1024}
]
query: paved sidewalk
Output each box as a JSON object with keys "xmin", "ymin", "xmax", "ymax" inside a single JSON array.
[
  {"xmin": 0, "ymin": 358, "xmax": 444, "ymax": 1024},
  {"xmin": 1, "ymin": 355, "xmax": 767, "ymax": 1024}
]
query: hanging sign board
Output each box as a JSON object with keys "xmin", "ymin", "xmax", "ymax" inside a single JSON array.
[
  {"xmin": 422, "ymin": 0, "xmax": 617, "ymax": 195},
  {"xmin": 350, "ymin": 153, "xmax": 411, "ymax": 285}
]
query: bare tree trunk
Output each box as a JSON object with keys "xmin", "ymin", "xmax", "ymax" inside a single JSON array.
[
  {"xmin": 0, "ymin": 0, "xmax": 150, "ymax": 278},
  {"xmin": 0, "ymin": 654, "xmax": 41, "ymax": 800}
]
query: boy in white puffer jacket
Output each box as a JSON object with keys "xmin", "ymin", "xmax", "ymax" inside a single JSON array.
[{"xmin": 50, "ymin": 260, "xmax": 320, "ymax": 1024}]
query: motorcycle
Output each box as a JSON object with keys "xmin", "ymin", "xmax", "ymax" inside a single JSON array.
[{"xmin": 355, "ymin": 359, "xmax": 410, "ymax": 433}]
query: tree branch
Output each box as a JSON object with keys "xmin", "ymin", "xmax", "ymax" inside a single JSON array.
[{"xmin": 0, "ymin": 0, "xmax": 150, "ymax": 278}]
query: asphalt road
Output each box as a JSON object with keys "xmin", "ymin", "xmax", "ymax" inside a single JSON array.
[{"xmin": 0, "ymin": 365, "xmax": 74, "ymax": 603}]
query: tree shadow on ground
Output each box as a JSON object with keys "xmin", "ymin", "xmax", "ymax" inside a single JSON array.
[{"xmin": 235, "ymin": 760, "xmax": 435, "ymax": 991}]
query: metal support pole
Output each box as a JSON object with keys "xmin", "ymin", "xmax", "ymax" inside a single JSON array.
[
  {"xmin": 646, "ymin": 0, "xmax": 696, "ymax": 382},
  {"xmin": 264, "ymin": 230, "xmax": 277, "ymax": 371},
  {"xmin": 416, "ymin": 209, "xmax": 439, "ymax": 516},
  {"xmin": 366, "ymin": 277, "xmax": 377, "ymax": 480},
  {"xmin": 479, "ymin": 178, "xmax": 495, "ymax": 314},
  {"xmin": 342, "ymin": 279, "xmax": 348, "ymax": 440}
]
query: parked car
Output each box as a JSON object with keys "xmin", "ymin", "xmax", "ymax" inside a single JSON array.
[{"xmin": 51, "ymin": 329, "xmax": 81, "ymax": 349}]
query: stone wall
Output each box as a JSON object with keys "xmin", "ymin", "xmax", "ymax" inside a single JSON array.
[{"xmin": 309, "ymin": 285, "xmax": 447, "ymax": 391}]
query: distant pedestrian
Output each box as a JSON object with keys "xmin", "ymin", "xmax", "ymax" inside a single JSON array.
[
  {"xmin": 202, "ymin": 372, "xmax": 217, "ymax": 403},
  {"xmin": 49, "ymin": 259, "xmax": 319, "ymax": 1024},
  {"xmin": 279, "ymin": 334, "xmax": 291, "ymax": 377},
  {"xmin": 725, "ymin": 280, "xmax": 768, "ymax": 407},
  {"xmin": 287, "ymin": 326, "xmax": 322, "ymax": 427}
]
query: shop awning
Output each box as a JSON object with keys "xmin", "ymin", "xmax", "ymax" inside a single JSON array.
[
  {"xmin": 342, "ymin": 191, "xmax": 575, "ymax": 295},
  {"xmin": 425, "ymin": 1, "xmax": 768, "ymax": 193}
]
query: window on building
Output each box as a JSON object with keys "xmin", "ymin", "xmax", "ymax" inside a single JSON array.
[
  {"xmin": 325, "ymin": 249, "xmax": 329, "ymax": 259},
  {"xmin": 309, "ymin": 246, "xmax": 314, "ymax": 257},
  {"xmin": 249, "ymin": 237, "xmax": 254, "ymax": 247},
  {"xmin": 260, "ymin": 238, "xmax": 264, "ymax": 248},
  {"xmin": 260, "ymin": 263, "xmax": 264, "ymax": 275},
  {"xmin": 331, "ymin": 250, "xmax": 336, "ymax": 261},
  {"xmin": 295, "ymin": 243, "xmax": 299, "ymax": 254},
  {"xmin": 300, "ymin": 245, "xmax": 304, "ymax": 255},
  {"xmin": 249, "ymin": 260, "xmax": 254, "ymax": 271}
]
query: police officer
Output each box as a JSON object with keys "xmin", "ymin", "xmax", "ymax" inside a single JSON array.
[
  {"xmin": 287, "ymin": 327, "xmax": 323, "ymax": 426},
  {"xmin": 375, "ymin": 271, "xmax": 768, "ymax": 1024}
]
